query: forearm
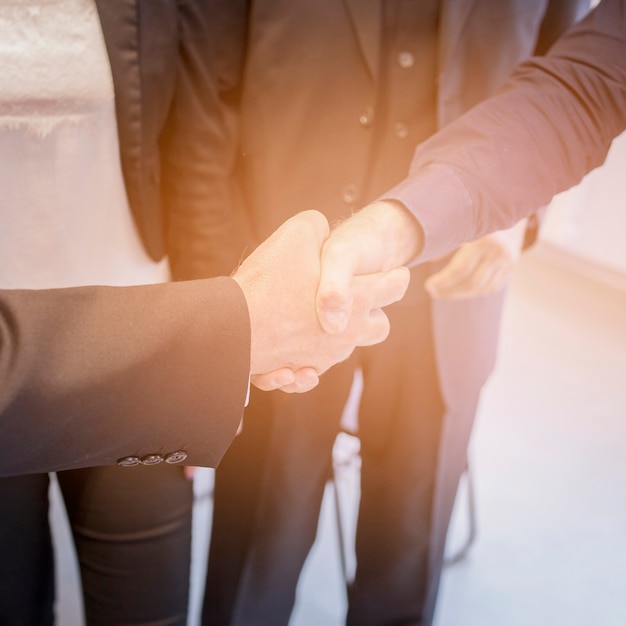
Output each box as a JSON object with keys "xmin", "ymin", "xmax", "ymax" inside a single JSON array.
[
  {"xmin": 0, "ymin": 278, "xmax": 249, "ymax": 475},
  {"xmin": 385, "ymin": 0, "xmax": 626, "ymax": 263}
]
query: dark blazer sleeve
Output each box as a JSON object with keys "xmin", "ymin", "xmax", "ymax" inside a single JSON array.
[
  {"xmin": 0, "ymin": 277, "xmax": 250, "ymax": 476},
  {"xmin": 386, "ymin": 0, "xmax": 626, "ymax": 262}
]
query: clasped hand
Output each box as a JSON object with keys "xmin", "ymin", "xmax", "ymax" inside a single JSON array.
[
  {"xmin": 233, "ymin": 210, "xmax": 410, "ymax": 393},
  {"xmin": 424, "ymin": 218, "xmax": 527, "ymax": 299}
]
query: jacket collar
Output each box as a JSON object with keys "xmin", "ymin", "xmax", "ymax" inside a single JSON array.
[
  {"xmin": 93, "ymin": 0, "xmax": 142, "ymax": 202},
  {"xmin": 343, "ymin": 0, "xmax": 478, "ymax": 82},
  {"xmin": 343, "ymin": 0, "xmax": 381, "ymax": 81},
  {"xmin": 437, "ymin": 0, "xmax": 477, "ymax": 76}
]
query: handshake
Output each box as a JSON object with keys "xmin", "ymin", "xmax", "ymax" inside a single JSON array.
[{"xmin": 232, "ymin": 204, "xmax": 423, "ymax": 393}]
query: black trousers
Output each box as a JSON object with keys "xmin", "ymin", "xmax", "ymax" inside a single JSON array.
[
  {"xmin": 203, "ymin": 278, "xmax": 445, "ymax": 626},
  {"xmin": 0, "ymin": 464, "xmax": 193, "ymax": 626}
]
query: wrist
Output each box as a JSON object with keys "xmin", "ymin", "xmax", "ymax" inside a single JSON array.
[{"xmin": 361, "ymin": 200, "xmax": 424, "ymax": 266}]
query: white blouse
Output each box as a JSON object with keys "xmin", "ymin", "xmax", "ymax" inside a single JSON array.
[{"xmin": 0, "ymin": 0, "xmax": 169, "ymax": 289}]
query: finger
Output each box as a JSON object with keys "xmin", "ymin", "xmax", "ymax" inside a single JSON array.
[
  {"xmin": 450, "ymin": 254, "xmax": 496, "ymax": 297},
  {"xmin": 276, "ymin": 368, "xmax": 320, "ymax": 393},
  {"xmin": 477, "ymin": 259, "xmax": 511, "ymax": 295},
  {"xmin": 351, "ymin": 267, "xmax": 410, "ymax": 311},
  {"xmin": 425, "ymin": 248, "xmax": 483, "ymax": 297},
  {"xmin": 433, "ymin": 251, "xmax": 505, "ymax": 298},
  {"xmin": 317, "ymin": 237, "xmax": 359, "ymax": 334},
  {"xmin": 354, "ymin": 308, "xmax": 391, "ymax": 347},
  {"xmin": 251, "ymin": 368, "xmax": 296, "ymax": 391},
  {"xmin": 453, "ymin": 246, "xmax": 511, "ymax": 297}
]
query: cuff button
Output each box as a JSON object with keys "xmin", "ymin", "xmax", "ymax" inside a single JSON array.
[
  {"xmin": 165, "ymin": 451, "xmax": 188, "ymax": 464},
  {"xmin": 117, "ymin": 456, "xmax": 141, "ymax": 468},
  {"xmin": 140, "ymin": 454, "xmax": 164, "ymax": 466}
]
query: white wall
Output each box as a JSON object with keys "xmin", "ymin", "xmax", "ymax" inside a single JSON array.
[{"xmin": 540, "ymin": 130, "xmax": 626, "ymax": 277}]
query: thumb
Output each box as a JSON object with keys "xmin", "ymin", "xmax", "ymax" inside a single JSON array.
[{"xmin": 316, "ymin": 236, "xmax": 358, "ymax": 333}]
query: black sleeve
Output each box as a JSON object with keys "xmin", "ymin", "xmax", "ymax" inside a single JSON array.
[{"xmin": 0, "ymin": 278, "xmax": 249, "ymax": 476}]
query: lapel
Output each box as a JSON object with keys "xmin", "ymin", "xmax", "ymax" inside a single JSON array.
[
  {"xmin": 437, "ymin": 0, "xmax": 477, "ymax": 77},
  {"xmin": 343, "ymin": 0, "xmax": 478, "ymax": 87},
  {"xmin": 343, "ymin": 0, "xmax": 381, "ymax": 82},
  {"xmin": 94, "ymin": 0, "xmax": 142, "ymax": 182}
]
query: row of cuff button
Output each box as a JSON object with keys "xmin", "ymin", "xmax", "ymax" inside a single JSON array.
[{"xmin": 117, "ymin": 450, "xmax": 188, "ymax": 467}]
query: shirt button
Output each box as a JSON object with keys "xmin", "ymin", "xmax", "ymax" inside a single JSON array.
[
  {"xmin": 341, "ymin": 184, "xmax": 358, "ymax": 204},
  {"xmin": 117, "ymin": 456, "xmax": 141, "ymax": 468},
  {"xmin": 397, "ymin": 51, "xmax": 415, "ymax": 69},
  {"xmin": 359, "ymin": 106, "xmax": 374, "ymax": 127},
  {"xmin": 394, "ymin": 122, "xmax": 409, "ymax": 140},
  {"xmin": 140, "ymin": 454, "xmax": 164, "ymax": 466},
  {"xmin": 165, "ymin": 451, "xmax": 188, "ymax": 464}
]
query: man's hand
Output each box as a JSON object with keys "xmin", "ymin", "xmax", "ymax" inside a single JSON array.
[
  {"xmin": 424, "ymin": 219, "xmax": 527, "ymax": 299},
  {"xmin": 233, "ymin": 210, "xmax": 409, "ymax": 392},
  {"xmin": 316, "ymin": 201, "xmax": 422, "ymax": 333}
]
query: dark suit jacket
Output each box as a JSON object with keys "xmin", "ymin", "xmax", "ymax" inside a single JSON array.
[
  {"xmin": 0, "ymin": 279, "xmax": 249, "ymax": 477},
  {"xmin": 0, "ymin": 1, "xmax": 251, "ymax": 476},
  {"xmin": 220, "ymin": 0, "xmax": 587, "ymax": 418},
  {"xmin": 95, "ymin": 0, "xmax": 241, "ymax": 279},
  {"xmin": 212, "ymin": 3, "xmax": 589, "ymax": 622}
]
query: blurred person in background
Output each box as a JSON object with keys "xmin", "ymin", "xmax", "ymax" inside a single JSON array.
[
  {"xmin": 0, "ymin": 1, "xmax": 239, "ymax": 624},
  {"xmin": 202, "ymin": 1, "xmax": 590, "ymax": 625}
]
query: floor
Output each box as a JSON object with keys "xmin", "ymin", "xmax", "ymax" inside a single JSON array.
[{"xmin": 52, "ymin": 243, "xmax": 626, "ymax": 625}]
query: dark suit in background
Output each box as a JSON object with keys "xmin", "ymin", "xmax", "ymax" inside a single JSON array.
[{"xmin": 203, "ymin": 1, "xmax": 588, "ymax": 625}]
